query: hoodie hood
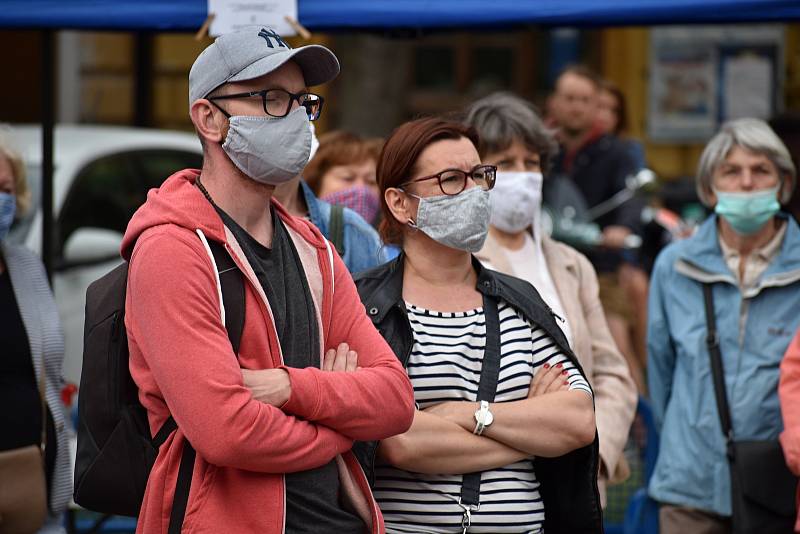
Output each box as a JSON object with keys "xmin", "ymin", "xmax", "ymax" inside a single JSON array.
[{"xmin": 121, "ymin": 168, "xmax": 328, "ymax": 261}]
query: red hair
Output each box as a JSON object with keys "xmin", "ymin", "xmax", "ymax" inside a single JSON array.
[{"xmin": 376, "ymin": 117, "xmax": 479, "ymax": 245}]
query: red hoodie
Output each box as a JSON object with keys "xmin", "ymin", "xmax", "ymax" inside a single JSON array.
[
  {"xmin": 121, "ymin": 169, "xmax": 415, "ymax": 534},
  {"xmin": 779, "ymin": 330, "xmax": 800, "ymax": 533}
]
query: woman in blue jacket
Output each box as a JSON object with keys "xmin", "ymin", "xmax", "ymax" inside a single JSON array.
[{"xmin": 648, "ymin": 118, "xmax": 800, "ymax": 533}]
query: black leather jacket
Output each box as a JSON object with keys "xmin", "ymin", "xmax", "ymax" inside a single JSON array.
[{"xmin": 353, "ymin": 253, "xmax": 604, "ymax": 534}]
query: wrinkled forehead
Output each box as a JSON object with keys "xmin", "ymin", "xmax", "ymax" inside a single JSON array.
[
  {"xmin": 719, "ymin": 145, "xmax": 778, "ymax": 169},
  {"xmin": 414, "ymin": 138, "xmax": 480, "ymax": 176}
]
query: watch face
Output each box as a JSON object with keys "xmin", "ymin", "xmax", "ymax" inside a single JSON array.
[{"xmin": 474, "ymin": 403, "xmax": 493, "ymax": 426}]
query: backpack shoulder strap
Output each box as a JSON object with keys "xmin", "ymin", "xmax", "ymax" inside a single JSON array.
[
  {"xmin": 703, "ymin": 283, "xmax": 734, "ymax": 460},
  {"xmin": 165, "ymin": 239, "xmax": 245, "ymax": 534},
  {"xmin": 208, "ymin": 240, "xmax": 245, "ymax": 354},
  {"xmin": 329, "ymin": 204, "xmax": 346, "ymax": 257}
]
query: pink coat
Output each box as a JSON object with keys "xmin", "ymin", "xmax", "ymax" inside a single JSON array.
[
  {"xmin": 476, "ymin": 232, "xmax": 637, "ymax": 503},
  {"xmin": 121, "ymin": 170, "xmax": 415, "ymax": 533},
  {"xmin": 779, "ymin": 328, "xmax": 800, "ymax": 532}
]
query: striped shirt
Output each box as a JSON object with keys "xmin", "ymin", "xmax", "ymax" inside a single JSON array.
[{"xmin": 375, "ymin": 301, "xmax": 591, "ymax": 534}]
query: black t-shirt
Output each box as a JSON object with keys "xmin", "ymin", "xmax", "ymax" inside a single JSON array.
[
  {"xmin": 214, "ymin": 206, "xmax": 365, "ymax": 534},
  {"xmin": 0, "ymin": 267, "xmax": 57, "ymax": 485}
]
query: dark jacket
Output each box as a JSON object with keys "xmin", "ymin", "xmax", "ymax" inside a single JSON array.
[
  {"xmin": 353, "ymin": 253, "xmax": 604, "ymax": 534},
  {"xmin": 552, "ymin": 132, "xmax": 642, "ymax": 273},
  {"xmin": 552, "ymin": 133, "xmax": 640, "ymax": 233}
]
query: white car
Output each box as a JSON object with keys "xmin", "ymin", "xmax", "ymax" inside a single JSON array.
[{"xmin": 8, "ymin": 124, "xmax": 202, "ymax": 387}]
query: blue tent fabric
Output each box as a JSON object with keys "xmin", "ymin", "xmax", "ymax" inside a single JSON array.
[{"xmin": 1, "ymin": 0, "xmax": 799, "ymax": 31}]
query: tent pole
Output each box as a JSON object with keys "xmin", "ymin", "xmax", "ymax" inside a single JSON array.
[
  {"xmin": 41, "ymin": 29, "xmax": 55, "ymax": 282},
  {"xmin": 134, "ymin": 32, "xmax": 153, "ymax": 127}
]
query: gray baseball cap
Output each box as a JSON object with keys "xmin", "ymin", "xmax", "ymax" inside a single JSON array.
[{"xmin": 188, "ymin": 26, "xmax": 340, "ymax": 105}]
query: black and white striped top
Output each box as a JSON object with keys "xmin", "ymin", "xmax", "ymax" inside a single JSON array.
[{"xmin": 375, "ymin": 301, "xmax": 591, "ymax": 534}]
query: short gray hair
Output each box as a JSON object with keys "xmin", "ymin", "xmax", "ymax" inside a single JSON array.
[
  {"xmin": 464, "ymin": 92, "xmax": 558, "ymax": 173},
  {"xmin": 696, "ymin": 118, "xmax": 796, "ymax": 206}
]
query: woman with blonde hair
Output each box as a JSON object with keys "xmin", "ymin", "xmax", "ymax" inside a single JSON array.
[{"xmin": 0, "ymin": 131, "xmax": 71, "ymax": 533}]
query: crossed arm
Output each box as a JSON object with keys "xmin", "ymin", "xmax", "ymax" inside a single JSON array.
[
  {"xmin": 241, "ymin": 343, "xmax": 360, "ymax": 408},
  {"xmin": 243, "ymin": 346, "xmax": 595, "ymax": 475},
  {"xmin": 379, "ymin": 362, "xmax": 596, "ymax": 475}
]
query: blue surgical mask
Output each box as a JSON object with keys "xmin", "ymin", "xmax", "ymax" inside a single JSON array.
[
  {"xmin": 713, "ymin": 186, "xmax": 780, "ymax": 235},
  {"xmin": 405, "ymin": 186, "xmax": 491, "ymax": 252},
  {"xmin": 0, "ymin": 192, "xmax": 16, "ymax": 242}
]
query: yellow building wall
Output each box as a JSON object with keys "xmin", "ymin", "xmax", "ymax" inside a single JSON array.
[
  {"xmin": 81, "ymin": 31, "xmax": 332, "ymax": 132},
  {"xmin": 80, "ymin": 33, "xmax": 134, "ymax": 124},
  {"xmin": 152, "ymin": 34, "xmax": 212, "ymax": 130},
  {"xmin": 81, "ymin": 25, "xmax": 800, "ymax": 162},
  {"xmin": 601, "ymin": 24, "xmax": 800, "ymax": 181}
]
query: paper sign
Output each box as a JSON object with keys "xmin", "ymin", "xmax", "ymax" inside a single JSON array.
[
  {"xmin": 208, "ymin": 0, "xmax": 298, "ymax": 37},
  {"xmin": 723, "ymin": 54, "xmax": 772, "ymax": 120}
]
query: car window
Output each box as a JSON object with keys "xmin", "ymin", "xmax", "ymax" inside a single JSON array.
[
  {"xmin": 134, "ymin": 149, "xmax": 202, "ymax": 190},
  {"xmin": 57, "ymin": 149, "xmax": 202, "ymax": 257}
]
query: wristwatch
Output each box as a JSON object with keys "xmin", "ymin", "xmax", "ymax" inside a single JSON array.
[{"xmin": 473, "ymin": 400, "xmax": 494, "ymax": 435}]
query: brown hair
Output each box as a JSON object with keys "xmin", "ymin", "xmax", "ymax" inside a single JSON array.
[
  {"xmin": 304, "ymin": 130, "xmax": 379, "ymax": 195},
  {"xmin": 377, "ymin": 117, "xmax": 479, "ymax": 245},
  {"xmin": 599, "ymin": 79, "xmax": 629, "ymax": 135}
]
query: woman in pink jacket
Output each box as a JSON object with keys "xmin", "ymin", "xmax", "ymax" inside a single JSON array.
[{"xmin": 779, "ymin": 329, "xmax": 800, "ymax": 532}]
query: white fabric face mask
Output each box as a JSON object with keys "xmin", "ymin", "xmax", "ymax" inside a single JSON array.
[
  {"xmin": 222, "ymin": 106, "xmax": 311, "ymax": 185},
  {"xmin": 490, "ymin": 172, "xmax": 543, "ymax": 234}
]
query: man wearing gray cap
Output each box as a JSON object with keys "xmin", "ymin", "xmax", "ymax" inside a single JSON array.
[{"xmin": 120, "ymin": 27, "xmax": 415, "ymax": 533}]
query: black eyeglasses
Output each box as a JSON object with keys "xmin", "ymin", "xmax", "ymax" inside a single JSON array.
[
  {"xmin": 208, "ymin": 89, "xmax": 324, "ymax": 121},
  {"xmin": 401, "ymin": 164, "xmax": 497, "ymax": 196}
]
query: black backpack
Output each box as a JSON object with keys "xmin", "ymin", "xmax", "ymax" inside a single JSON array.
[{"xmin": 74, "ymin": 240, "xmax": 244, "ymax": 531}]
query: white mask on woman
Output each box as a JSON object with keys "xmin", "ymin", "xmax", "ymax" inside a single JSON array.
[{"xmin": 490, "ymin": 172, "xmax": 543, "ymax": 234}]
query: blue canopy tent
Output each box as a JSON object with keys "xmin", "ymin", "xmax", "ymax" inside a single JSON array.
[
  {"xmin": 0, "ymin": 0, "xmax": 799, "ymax": 276},
  {"xmin": 2, "ymin": 0, "xmax": 800, "ymax": 30},
  {"xmin": 0, "ymin": 3, "xmax": 798, "ymax": 533}
]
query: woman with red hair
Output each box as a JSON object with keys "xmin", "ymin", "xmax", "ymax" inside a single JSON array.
[{"xmin": 353, "ymin": 117, "xmax": 601, "ymax": 534}]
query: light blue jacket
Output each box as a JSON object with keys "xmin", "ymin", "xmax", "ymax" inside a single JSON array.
[
  {"xmin": 647, "ymin": 214, "xmax": 800, "ymax": 516},
  {"xmin": 301, "ymin": 181, "xmax": 396, "ymax": 273}
]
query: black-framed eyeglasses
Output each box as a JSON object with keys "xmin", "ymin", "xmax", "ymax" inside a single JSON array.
[
  {"xmin": 208, "ymin": 89, "xmax": 324, "ymax": 121},
  {"xmin": 400, "ymin": 164, "xmax": 497, "ymax": 196}
]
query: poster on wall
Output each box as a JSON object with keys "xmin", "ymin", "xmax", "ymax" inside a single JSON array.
[
  {"xmin": 648, "ymin": 26, "xmax": 783, "ymax": 143},
  {"xmin": 649, "ymin": 45, "xmax": 717, "ymax": 141}
]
